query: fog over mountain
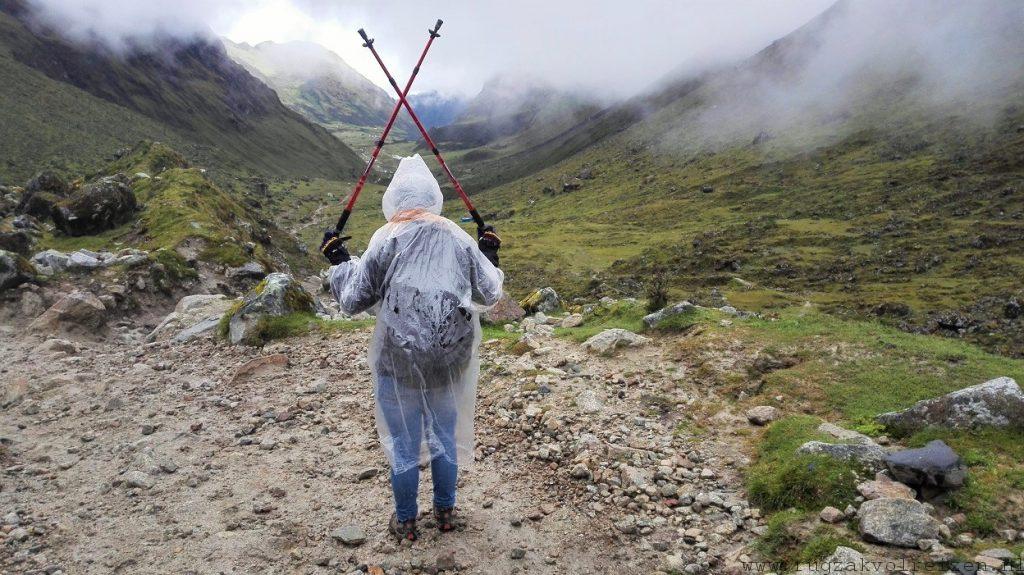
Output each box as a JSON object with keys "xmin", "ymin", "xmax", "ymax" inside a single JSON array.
[{"xmin": 25, "ymin": 0, "xmax": 836, "ymax": 98}]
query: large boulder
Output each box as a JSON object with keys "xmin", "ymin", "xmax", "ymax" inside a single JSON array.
[
  {"xmin": 28, "ymin": 291, "xmax": 107, "ymax": 335},
  {"xmin": 581, "ymin": 328, "xmax": 649, "ymax": 355},
  {"xmin": 876, "ymin": 377, "xmax": 1024, "ymax": 433},
  {"xmin": 148, "ymin": 294, "xmax": 236, "ymax": 343},
  {"xmin": 857, "ymin": 498, "xmax": 941, "ymax": 547},
  {"xmin": 520, "ymin": 287, "xmax": 560, "ymax": 314},
  {"xmin": 224, "ymin": 273, "xmax": 318, "ymax": 345},
  {"xmin": 17, "ymin": 171, "xmax": 69, "ymax": 218},
  {"xmin": 482, "ymin": 291, "xmax": 526, "ymax": 324},
  {"xmin": 0, "ymin": 249, "xmax": 35, "ymax": 291},
  {"xmin": 52, "ymin": 176, "xmax": 138, "ymax": 236},
  {"xmin": 884, "ymin": 440, "xmax": 967, "ymax": 490},
  {"xmin": 642, "ymin": 301, "xmax": 696, "ymax": 330}
]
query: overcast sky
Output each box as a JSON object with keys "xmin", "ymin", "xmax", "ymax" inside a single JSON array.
[{"xmin": 27, "ymin": 0, "xmax": 835, "ymax": 98}]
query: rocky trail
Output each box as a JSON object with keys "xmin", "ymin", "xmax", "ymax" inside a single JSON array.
[
  {"xmin": 1, "ymin": 304, "xmax": 763, "ymax": 575},
  {"xmin": 3, "ymin": 259, "xmax": 1024, "ymax": 575}
]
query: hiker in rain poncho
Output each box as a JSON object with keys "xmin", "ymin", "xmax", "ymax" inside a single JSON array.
[{"xmin": 320, "ymin": 155, "xmax": 503, "ymax": 540}]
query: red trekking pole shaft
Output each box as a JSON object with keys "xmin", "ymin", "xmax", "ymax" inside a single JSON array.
[
  {"xmin": 334, "ymin": 20, "xmax": 443, "ymax": 233},
  {"xmin": 360, "ymin": 26, "xmax": 485, "ymax": 229}
]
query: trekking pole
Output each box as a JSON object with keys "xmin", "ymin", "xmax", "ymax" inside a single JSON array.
[
  {"xmin": 334, "ymin": 19, "xmax": 445, "ymax": 234},
  {"xmin": 359, "ymin": 24, "xmax": 486, "ymax": 230}
]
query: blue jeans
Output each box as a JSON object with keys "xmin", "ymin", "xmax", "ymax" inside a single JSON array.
[{"xmin": 377, "ymin": 376, "xmax": 459, "ymax": 521}]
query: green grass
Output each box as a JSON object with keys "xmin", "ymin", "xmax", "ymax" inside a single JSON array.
[
  {"xmin": 797, "ymin": 527, "xmax": 864, "ymax": 565},
  {"xmin": 221, "ymin": 311, "xmax": 374, "ymax": 346},
  {"xmin": 554, "ymin": 299, "xmax": 647, "ymax": 342},
  {"xmin": 686, "ymin": 307, "xmax": 1024, "ymax": 534},
  {"xmin": 746, "ymin": 416, "xmax": 864, "ymax": 513},
  {"xmin": 904, "ymin": 428, "xmax": 1024, "ymax": 535}
]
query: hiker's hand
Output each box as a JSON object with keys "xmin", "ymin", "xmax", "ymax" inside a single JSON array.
[
  {"xmin": 320, "ymin": 229, "xmax": 351, "ymax": 265},
  {"xmin": 477, "ymin": 225, "xmax": 500, "ymax": 268}
]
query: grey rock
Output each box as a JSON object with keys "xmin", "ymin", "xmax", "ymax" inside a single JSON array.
[
  {"xmin": 330, "ymin": 525, "xmax": 366, "ymax": 546},
  {"xmin": 28, "ymin": 291, "xmax": 107, "ymax": 334},
  {"xmin": 817, "ymin": 422, "xmax": 877, "ymax": 446},
  {"xmin": 876, "ymin": 377, "xmax": 1024, "ymax": 433},
  {"xmin": 797, "ymin": 441, "xmax": 888, "ymax": 471},
  {"xmin": 560, "ymin": 313, "xmax": 584, "ymax": 328},
  {"xmin": 745, "ymin": 405, "xmax": 779, "ymax": 426},
  {"xmin": 520, "ymin": 287, "xmax": 560, "ymax": 314},
  {"xmin": 643, "ymin": 301, "xmax": 696, "ymax": 330},
  {"xmin": 226, "ymin": 273, "xmax": 318, "ymax": 345},
  {"xmin": 581, "ymin": 328, "xmax": 648, "ymax": 355},
  {"xmin": 226, "ymin": 261, "xmax": 266, "ymax": 280},
  {"xmin": 30, "ymin": 249, "xmax": 70, "ymax": 274},
  {"xmin": 857, "ymin": 498, "xmax": 941, "ymax": 547},
  {"xmin": 123, "ymin": 470, "xmax": 155, "ymax": 489},
  {"xmin": 885, "ymin": 440, "xmax": 967, "ymax": 489},
  {"xmin": 9, "ymin": 527, "xmax": 30, "ymax": 542},
  {"xmin": 68, "ymin": 250, "xmax": 102, "ymax": 269},
  {"xmin": 148, "ymin": 294, "xmax": 234, "ymax": 343}
]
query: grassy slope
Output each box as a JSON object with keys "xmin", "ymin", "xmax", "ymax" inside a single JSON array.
[
  {"xmin": 37, "ymin": 142, "xmax": 316, "ymax": 273},
  {"xmin": 0, "ymin": 4, "xmax": 363, "ymax": 183},
  {"xmin": 552, "ymin": 301, "xmax": 1024, "ymax": 551},
  {"xmin": 0, "ymin": 17, "xmax": 185, "ymax": 182}
]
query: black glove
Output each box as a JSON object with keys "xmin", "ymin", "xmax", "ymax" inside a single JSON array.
[
  {"xmin": 320, "ymin": 229, "xmax": 351, "ymax": 265},
  {"xmin": 477, "ymin": 224, "xmax": 501, "ymax": 268}
]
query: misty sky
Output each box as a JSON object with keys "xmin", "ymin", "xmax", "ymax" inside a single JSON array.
[{"xmin": 26, "ymin": 0, "xmax": 835, "ymax": 98}]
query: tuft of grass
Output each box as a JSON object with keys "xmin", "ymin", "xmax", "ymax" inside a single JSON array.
[
  {"xmin": 753, "ymin": 509, "xmax": 808, "ymax": 570},
  {"xmin": 746, "ymin": 416, "xmax": 863, "ymax": 513},
  {"xmin": 235, "ymin": 312, "xmax": 374, "ymax": 346},
  {"xmin": 797, "ymin": 527, "xmax": 864, "ymax": 565}
]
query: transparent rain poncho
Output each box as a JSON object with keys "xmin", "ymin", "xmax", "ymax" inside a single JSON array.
[{"xmin": 328, "ymin": 155, "xmax": 504, "ymax": 474}]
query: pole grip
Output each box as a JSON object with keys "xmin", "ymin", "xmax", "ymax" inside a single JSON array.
[
  {"xmin": 431, "ymin": 19, "xmax": 443, "ymax": 36},
  {"xmin": 469, "ymin": 209, "xmax": 485, "ymax": 230},
  {"xmin": 335, "ymin": 209, "xmax": 352, "ymax": 234},
  {"xmin": 358, "ymin": 28, "xmax": 372, "ymax": 46}
]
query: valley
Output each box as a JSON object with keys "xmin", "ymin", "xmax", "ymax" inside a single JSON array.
[{"xmin": 3, "ymin": 0, "xmax": 1024, "ymax": 574}]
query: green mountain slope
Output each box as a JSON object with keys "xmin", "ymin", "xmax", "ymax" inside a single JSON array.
[
  {"xmin": 465, "ymin": 0, "xmax": 1024, "ymax": 355},
  {"xmin": 0, "ymin": 0, "xmax": 362, "ymax": 183},
  {"xmin": 223, "ymin": 39, "xmax": 415, "ymax": 153}
]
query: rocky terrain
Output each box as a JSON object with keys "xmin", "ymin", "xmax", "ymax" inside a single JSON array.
[{"xmin": 3, "ymin": 266, "xmax": 1024, "ymax": 574}]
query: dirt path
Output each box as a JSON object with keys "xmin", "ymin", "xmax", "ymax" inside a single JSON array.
[{"xmin": 1, "ymin": 320, "xmax": 761, "ymax": 575}]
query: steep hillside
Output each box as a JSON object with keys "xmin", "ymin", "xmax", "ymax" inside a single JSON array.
[
  {"xmin": 0, "ymin": 0, "xmax": 362, "ymax": 182},
  {"xmin": 464, "ymin": 0, "xmax": 1024, "ymax": 355},
  {"xmin": 223, "ymin": 39, "xmax": 415, "ymax": 152}
]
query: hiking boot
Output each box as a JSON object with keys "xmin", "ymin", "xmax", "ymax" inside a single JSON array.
[
  {"xmin": 388, "ymin": 512, "xmax": 417, "ymax": 542},
  {"xmin": 434, "ymin": 506, "xmax": 459, "ymax": 532}
]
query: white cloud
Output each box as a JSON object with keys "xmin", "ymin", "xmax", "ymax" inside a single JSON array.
[{"xmin": 26, "ymin": 0, "xmax": 836, "ymax": 97}]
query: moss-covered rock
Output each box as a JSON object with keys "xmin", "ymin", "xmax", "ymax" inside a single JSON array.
[
  {"xmin": 16, "ymin": 170, "xmax": 70, "ymax": 219},
  {"xmin": 0, "ymin": 249, "xmax": 35, "ymax": 291},
  {"xmin": 520, "ymin": 287, "xmax": 560, "ymax": 314},
  {"xmin": 52, "ymin": 175, "xmax": 138, "ymax": 236},
  {"xmin": 221, "ymin": 273, "xmax": 319, "ymax": 345}
]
